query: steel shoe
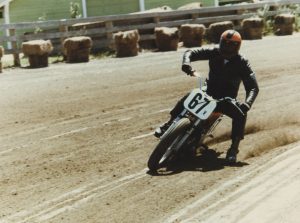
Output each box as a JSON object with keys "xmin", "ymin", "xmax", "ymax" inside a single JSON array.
[
  {"xmin": 154, "ymin": 121, "xmax": 172, "ymax": 138},
  {"xmin": 226, "ymin": 147, "xmax": 239, "ymax": 163}
]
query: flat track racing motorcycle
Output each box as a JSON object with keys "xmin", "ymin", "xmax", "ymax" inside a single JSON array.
[{"xmin": 148, "ymin": 73, "xmax": 235, "ymax": 172}]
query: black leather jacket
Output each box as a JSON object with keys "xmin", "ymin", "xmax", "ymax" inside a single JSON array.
[{"xmin": 182, "ymin": 47, "xmax": 259, "ymax": 107}]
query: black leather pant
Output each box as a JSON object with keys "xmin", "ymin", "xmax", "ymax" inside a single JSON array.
[{"xmin": 170, "ymin": 93, "xmax": 247, "ymax": 140}]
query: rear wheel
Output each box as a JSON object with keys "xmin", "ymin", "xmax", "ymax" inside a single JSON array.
[{"xmin": 147, "ymin": 118, "xmax": 191, "ymax": 172}]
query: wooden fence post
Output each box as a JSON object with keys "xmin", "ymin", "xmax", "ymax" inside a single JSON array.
[
  {"xmin": 192, "ymin": 13, "xmax": 199, "ymax": 20},
  {"xmin": 105, "ymin": 21, "xmax": 114, "ymax": 49},
  {"xmin": 59, "ymin": 25, "xmax": 68, "ymax": 54},
  {"xmin": 153, "ymin": 17, "xmax": 160, "ymax": 24},
  {"xmin": 9, "ymin": 28, "xmax": 20, "ymax": 67}
]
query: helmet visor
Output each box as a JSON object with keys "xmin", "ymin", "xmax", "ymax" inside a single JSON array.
[{"xmin": 219, "ymin": 39, "xmax": 240, "ymax": 58}]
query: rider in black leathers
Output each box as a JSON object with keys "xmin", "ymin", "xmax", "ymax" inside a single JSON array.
[{"xmin": 155, "ymin": 30, "xmax": 259, "ymax": 163}]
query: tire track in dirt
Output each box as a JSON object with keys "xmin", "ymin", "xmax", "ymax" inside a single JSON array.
[
  {"xmin": 2, "ymin": 169, "xmax": 147, "ymax": 223},
  {"xmin": 0, "ymin": 106, "xmax": 170, "ymax": 156}
]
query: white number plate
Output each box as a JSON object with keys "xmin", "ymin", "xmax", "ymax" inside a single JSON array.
[{"xmin": 183, "ymin": 89, "xmax": 217, "ymax": 120}]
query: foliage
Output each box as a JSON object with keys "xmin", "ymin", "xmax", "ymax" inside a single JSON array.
[
  {"xmin": 90, "ymin": 49, "xmax": 115, "ymax": 59},
  {"xmin": 70, "ymin": 2, "xmax": 82, "ymax": 19},
  {"xmin": 290, "ymin": 4, "xmax": 300, "ymax": 31},
  {"xmin": 257, "ymin": 3, "xmax": 300, "ymax": 35},
  {"xmin": 34, "ymin": 14, "xmax": 47, "ymax": 34}
]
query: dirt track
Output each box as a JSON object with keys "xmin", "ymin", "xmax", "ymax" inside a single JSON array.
[{"xmin": 0, "ymin": 33, "xmax": 300, "ymax": 223}]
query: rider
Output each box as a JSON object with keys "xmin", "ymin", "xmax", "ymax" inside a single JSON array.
[{"xmin": 154, "ymin": 29, "xmax": 259, "ymax": 163}]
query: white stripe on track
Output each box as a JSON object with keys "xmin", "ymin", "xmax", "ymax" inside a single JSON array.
[
  {"xmin": 43, "ymin": 126, "xmax": 97, "ymax": 140},
  {"xmin": 183, "ymin": 147, "xmax": 300, "ymax": 223},
  {"xmin": 4, "ymin": 169, "xmax": 147, "ymax": 223},
  {"xmin": 130, "ymin": 132, "xmax": 154, "ymax": 140},
  {"xmin": 164, "ymin": 144, "xmax": 300, "ymax": 223},
  {"xmin": 1, "ymin": 106, "xmax": 169, "ymax": 155}
]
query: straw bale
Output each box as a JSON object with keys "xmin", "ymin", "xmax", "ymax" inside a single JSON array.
[
  {"xmin": 208, "ymin": 21, "xmax": 234, "ymax": 43},
  {"xmin": 67, "ymin": 49, "xmax": 91, "ymax": 63},
  {"xmin": 63, "ymin": 36, "xmax": 92, "ymax": 51},
  {"xmin": 275, "ymin": 14, "xmax": 295, "ymax": 25},
  {"xmin": 63, "ymin": 36, "xmax": 92, "ymax": 63},
  {"xmin": 274, "ymin": 14, "xmax": 295, "ymax": 36},
  {"xmin": 114, "ymin": 30, "xmax": 140, "ymax": 57},
  {"xmin": 28, "ymin": 54, "xmax": 49, "ymax": 68},
  {"xmin": 242, "ymin": 18, "xmax": 264, "ymax": 29},
  {"xmin": 274, "ymin": 24, "xmax": 294, "ymax": 36},
  {"xmin": 180, "ymin": 24, "xmax": 206, "ymax": 47},
  {"xmin": 242, "ymin": 18, "xmax": 264, "ymax": 40},
  {"xmin": 22, "ymin": 40, "xmax": 53, "ymax": 56},
  {"xmin": 0, "ymin": 46, "xmax": 4, "ymax": 58},
  {"xmin": 155, "ymin": 27, "xmax": 179, "ymax": 51},
  {"xmin": 0, "ymin": 46, "xmax": 3, "ymax": 73},
  {"xmin": 177, "ymin": 2, "xmax": 202, "ymax": 10}
]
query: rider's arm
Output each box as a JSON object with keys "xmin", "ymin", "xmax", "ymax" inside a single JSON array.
[
  {"xmin": 182, "ymin": 47, "xmax": 218, "ymax": 64},
  {"xmin": 182, "ymin": 47, "xmax": 218, "ymax": 75},
  {"xmin": 241, "ymin": 59, "xmax": 259, "ymax": 108}
]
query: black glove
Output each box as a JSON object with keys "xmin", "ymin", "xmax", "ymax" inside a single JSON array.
[
  {"xmin": 239, "ymin": 102, "xmax": 251, "ymax": 114},
  {"xmin": 181, "ymin": 64, "xmax": 194, "ymax": 76}
]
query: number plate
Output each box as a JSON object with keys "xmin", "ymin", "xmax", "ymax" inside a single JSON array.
[{"xmin": 183, "ymin": 89, "xmax": 217, "ymax": 120}]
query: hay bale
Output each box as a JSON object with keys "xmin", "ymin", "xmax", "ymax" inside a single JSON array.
[
  {"xmin": 22, "ymin": 40, "xmax": 53, "ymax": 56},
  {"xmin": 275, "ymin": 14, "xmax": 295, "ymax": 25},
  {"xmin": 207, "ymin": 21, "xmax": 234, "ymax": 43},
  {"xmin": 177, "ymin": 2, "xmax": 202, "ymax": 10},
  {"xmin": 242, "ymin": 18, "xmax": 264, "ymax": 40},
  {"xmin": 63, "ymin": 36, "xmax": 92, "ymax": 63},
  {"xmin": 21, "ymin": 40, "xmax": 53, "ymax": 68},
  {"xmin": 0, "ymin": 46, "xmax": 4, "ymax": 73},
  {"xmin": 180, "ymin": 24, "xmax": 206, "ymax": 47},
  {"xmin": 114, "ymin": 30, "xmax": 140, "ymax": 57},
  {"xmin": 155, "ymin": 27, "xmax": 179, "ymax": 51},
  {"xmin": 0, "ymin": 46, "xmax": 4, "ymax": 58},
  {"xmin": 274, "ymin": 14, "xmax": 295, "ymax": 35}
]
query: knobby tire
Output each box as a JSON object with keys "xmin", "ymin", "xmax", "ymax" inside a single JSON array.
[{"xmin": 147, "ymin": 118, "xmax": 191, "ymax": 171}]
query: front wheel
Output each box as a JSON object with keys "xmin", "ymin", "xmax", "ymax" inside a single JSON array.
[{"xmin": 147, "ymin": 118, "xmax": 191, "ymax": 172}]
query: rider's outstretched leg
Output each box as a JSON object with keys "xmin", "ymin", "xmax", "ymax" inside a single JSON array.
[
  {"xmin": 154, "ymin": 94, "xmax": 189, "ymax": 138},
  {"xmin": 214, "ymin": 100, "xmax": 246, "ymax": 163}
]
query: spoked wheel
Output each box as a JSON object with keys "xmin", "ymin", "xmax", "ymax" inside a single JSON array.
[{"xmin": 147, "ymin": 118, "xmax": 191, "ymax": 172}]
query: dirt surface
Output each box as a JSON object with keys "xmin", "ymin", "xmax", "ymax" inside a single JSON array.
[{"xmin": 0, "ymin": 33, "xmax": 300, "ymax": 223}]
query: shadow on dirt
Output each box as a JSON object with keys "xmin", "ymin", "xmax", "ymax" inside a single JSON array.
[{"xmin": 147, "ymin": 148, "xmax": 249, "ymax": 176}]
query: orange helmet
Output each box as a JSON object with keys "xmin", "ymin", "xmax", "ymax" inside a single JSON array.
[{"xmin": 219, "ymin": 30, "xmax": 242, "ymax": 59}]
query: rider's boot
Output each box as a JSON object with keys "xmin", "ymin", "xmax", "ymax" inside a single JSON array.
[
  {"xmin": 226, "ymin": 137, "xmax": 241, "ymax": 163},
  {"xmin": 154, "ymin": 117, "xmax": 174, "ymax": 138}
]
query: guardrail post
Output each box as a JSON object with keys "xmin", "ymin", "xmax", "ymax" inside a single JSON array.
[
  {"xmin": 105, "ymin": 21, "xmax": 114, "ymax": 49},
  {"xmin": 153, "ymin": 17, "xmax": 160, "ymax": 24},
  {"xmin": 59, "ymin": 24, "xmax": 68, "ymax": 54},
  {"xmin": 9, "ymin": 28, "xmax": 20, "ymax": 67},
  {"xmin": 192, "ymin": 13, "xmax": 199, "ymax": 20}
]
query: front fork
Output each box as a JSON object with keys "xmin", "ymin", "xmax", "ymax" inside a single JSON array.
[
  {"xmin": 183, "ymin": 112, "xmax": 223, "ymax": 154},
  {"xmin": 165, "ymin": 109, "xmax": 202, "ymax": 154}
]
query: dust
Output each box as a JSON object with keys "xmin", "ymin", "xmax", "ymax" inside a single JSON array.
[
  {"xmin": 242, "ymin": 111, "xmax": 300, "ymax": 159},
  {"xmin": 243, "ymin": 127, "xmax": 300, "ymax": 159},
  {"xmin": 205, "ymin": 110, "xmax": 300, "ymax": 160}
]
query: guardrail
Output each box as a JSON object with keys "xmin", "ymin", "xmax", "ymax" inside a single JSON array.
[{"xmin": 1, "ymin": 0, "xmax": 299, "ymax": 66}]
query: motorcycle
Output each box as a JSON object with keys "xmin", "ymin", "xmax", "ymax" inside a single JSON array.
[{"xmin": 148, "ymin": 72, "xmax": 236, "ymax": 172}]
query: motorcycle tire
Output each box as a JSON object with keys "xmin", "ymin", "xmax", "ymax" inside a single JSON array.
[{"xmin": 147, "ymin": 118, "xmax": 191, "ymax": 172}]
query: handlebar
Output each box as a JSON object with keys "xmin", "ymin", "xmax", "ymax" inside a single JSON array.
[{"xmin": 191, "ymin": 70, "xmax": 201, "ymax": 78}]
